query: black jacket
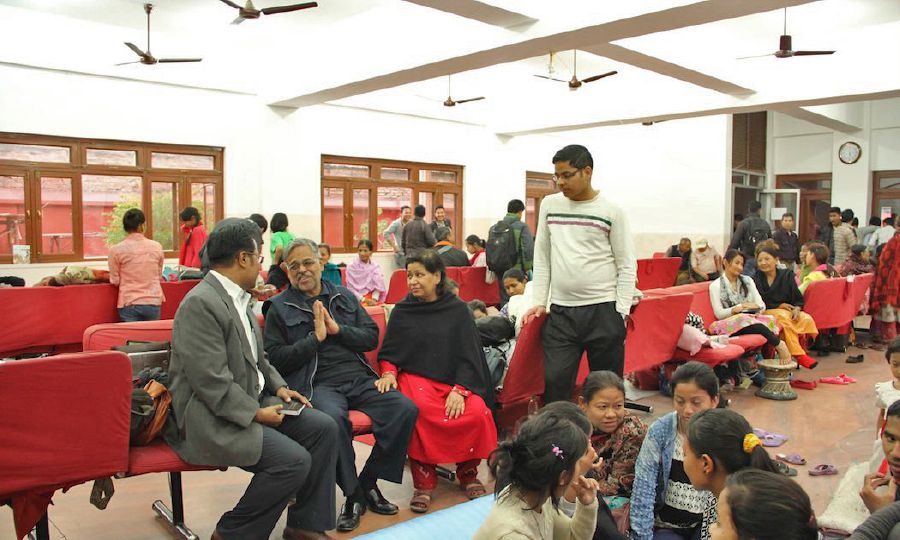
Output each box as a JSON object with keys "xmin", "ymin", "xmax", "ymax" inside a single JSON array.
[{"xmin": 263, "ymin": 280, "xmax": 379, "ymax": 396}]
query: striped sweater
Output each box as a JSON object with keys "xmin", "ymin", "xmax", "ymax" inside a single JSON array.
[{"xmin": 532, "ymin": 192, "xmax": 637, "ymax": 316}]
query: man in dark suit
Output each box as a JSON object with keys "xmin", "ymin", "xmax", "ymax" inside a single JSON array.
[
  {"xmin": 265, "ymin": 238, "xmax": 418, "ymax": 532},
  {"xmin": 166, "ymin": 218, "xmax": 338, "ymax": 540}
]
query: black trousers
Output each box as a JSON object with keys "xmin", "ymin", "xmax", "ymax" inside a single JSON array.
[
  {"xmin": 731, "ymin": 322, "xmax": 780, "ymax": 347},
  {"xmin": 542, "ymin": 301, "xmax": 627, "ymax": 403},
  {"xmin": 217, "ymin": 409, "xmax": 338, "ymax": 540},
  {"xmin": 313, "ymin": 375, "xmax": 418, "ymax": 497}
]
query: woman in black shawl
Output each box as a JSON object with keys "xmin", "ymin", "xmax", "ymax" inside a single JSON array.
[
  {"xmin": 376, "ymin": 250, "xmax": 497, "ymax": 513},
  {"xmin": 753, "ymin": 245, "xmax": 819, "ymax": 369}
]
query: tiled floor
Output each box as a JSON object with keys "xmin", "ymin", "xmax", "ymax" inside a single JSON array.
[{"xmin": 2, "ymin": 343, "xmax": 890, "ymax": 539}]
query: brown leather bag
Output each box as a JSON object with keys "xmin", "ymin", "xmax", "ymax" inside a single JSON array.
[{"xmin": 132, "ymin": 379, "xmax": 171, "ymax": 446}]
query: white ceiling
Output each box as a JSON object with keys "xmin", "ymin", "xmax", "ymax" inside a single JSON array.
[{"xmin": 1, "ymin": 0, "xmax": 898, "ymax": 134}]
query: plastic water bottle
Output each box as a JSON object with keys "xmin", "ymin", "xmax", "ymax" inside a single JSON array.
[{"xmin": 527, "ymin": 395, "xmax": 539, "ymax": 416}]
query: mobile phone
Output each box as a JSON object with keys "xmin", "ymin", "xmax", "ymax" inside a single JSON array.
[
  {"xmin": 742, "ymin": 307, "xmax": 761, "ymax": 314},
  {"xmin": 280, "ymin": 400, "xmax": 306, "ymax": 416}
]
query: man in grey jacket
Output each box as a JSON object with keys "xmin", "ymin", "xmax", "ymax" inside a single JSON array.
[
  {"xmin": 401, "ymin": 204, "xmax": 436, "ymax": 259},
  {"xmin": 166, "ymin": 218, "xmax": 339, "ymax": 540}
]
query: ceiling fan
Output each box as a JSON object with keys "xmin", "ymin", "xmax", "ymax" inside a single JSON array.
[
  {"xmin": 738, "ymin": 8, "xmax": 835, "ymax": 60},
  {"xmin": 218, "ymin": 0, "xmax": 318, "ymax": 25},
  {"xmin": 117, "ymin": 4, "xmax": 201, "ymax": 66},
  {"xmin": 442, "ymin": 76, "xmax": 485, "ymax": 107},
  {"xmin": 534, "ymin": 50, "xmax": 617, "ymax": 90}
]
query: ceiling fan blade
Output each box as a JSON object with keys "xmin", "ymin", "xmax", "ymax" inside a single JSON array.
[
  {"xmin": 454, "ymin": 97, "xmax": 485, "ymax": 104},
  {"xmin": 231, "ymin": 16, "xmax": 247, "ymax": 25},
  {"xmin": 533, "ymin": 75, "xmax": 568, "ymax": 83},
  {"xmin": 581, "ymin": 70, "xmax": 618, "ymax": 83},
  {"xmin": 217, "ymin": 0, "xmax": 244, "ymax": 8},
  {"xmin": 115, "ymin": 61, "xmax": 142, "ymax": 66},
  {"xmin": 793, "ymin": 50, "xmax": 835, "ymax": 56},
  {"xmin": 124, "ymin": 42, "xmax": 146, "ymax": 57},
  {"xmin": 260, "ymin": 2, "xmax": 318, "ymax": 15},
  {"xmin": 158, "ymin": 58, "xmax": 203, "ymax": 63},
  {"xmin": 736, "ymin": 53, "xmax": 774, "ymax": 60}
]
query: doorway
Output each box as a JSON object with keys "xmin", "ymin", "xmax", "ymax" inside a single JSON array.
[{"xmin": 776, "ymin": 174, "xmax": 832, "ymax": 243}]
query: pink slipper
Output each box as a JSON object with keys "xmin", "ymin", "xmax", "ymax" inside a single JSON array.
[
  {"xmin": 838, "ymin": 373, "xmax": 857, "ymax": 384},
  {"xmin": 819, "ymin": 376, "xmax": 850, "ymax": 385},
  {"xmin": 809, "ymin": 464, "xmax": 838, "ymax": 476},
  {"xmin": 776, "ymin": 453, "xmax": 807, "ymax": 466}
]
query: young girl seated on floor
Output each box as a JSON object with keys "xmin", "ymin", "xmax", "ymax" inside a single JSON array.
[
  {"xmin": 559, "ymin": 371, "xmax": 647, "ymax": 537},
  {"xmin": 683, "ymin": 408, "xmax": 781, "ymax": 537},
  {"xmin": 631, "ymin": 361, "xmax": 720, "ymax": 540},
  {"xmin": 712, "ymin": 469, "xmax": 818, "ymax": 540},
  {"xmin": 475, "ymin": 412, "xmax": 600, "ymax": 540}
]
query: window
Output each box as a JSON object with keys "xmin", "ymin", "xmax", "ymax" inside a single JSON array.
[
  {"xmin": 872, "ymin": 171, "xmax": 900, "ymax": 222},
  {"xmin": 321, "ymin": 156, "xmax": 463, "ymax": 252},
  {"xmin": 0, "ymin": 132, "xmax": 223, "ymax": 263},
  {"xmin": 525, "ymin": 171, "xmax": 558, "ymax": 235}
]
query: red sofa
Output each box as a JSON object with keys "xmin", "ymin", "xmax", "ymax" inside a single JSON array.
[
  {"xmin": 384, "ymin": 266, "xmax": 500, "ymax": 305},
  {"xmin": 1, "ymin": 280, "xmax": 199, "ymax": 357},
  {"xmin": 802, "ymin": 274, "xmax": 874, "ymax": 330},
  {"xmin": 0, "ymin": 351, "xmax": 132, "ymax": 539}
]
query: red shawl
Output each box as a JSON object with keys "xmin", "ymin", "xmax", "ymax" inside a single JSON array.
[{"xmin": 872, "ymin": 235, "xmax": 900, "ymax": 313}]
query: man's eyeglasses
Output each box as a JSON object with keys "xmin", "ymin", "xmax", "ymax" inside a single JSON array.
[
  {"xmin": 242, "ymin": 252, "xmax": 264, "ymax": 265},
  {"xmin": 286, "ymin": 259, "xmax": 318, "ymax": 273},
  {"xmin": 551, "ymin": 168, "xmax": 582, "ymax": 184}
]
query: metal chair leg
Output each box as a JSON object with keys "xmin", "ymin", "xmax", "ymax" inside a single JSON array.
[
  {"xmin": 28, "ymin": 513, "xmax": 50, "ymax": 540},
  {"xmin": 151, "ymin": 472, "xmax": 199, "ymax": 540}
]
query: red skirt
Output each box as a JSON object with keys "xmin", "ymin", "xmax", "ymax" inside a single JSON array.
[{"xmin": 397, "ymin": 372, "xmax": 497, "ymax": 464}]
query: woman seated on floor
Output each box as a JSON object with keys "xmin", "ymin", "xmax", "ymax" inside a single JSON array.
[
  {"xmin": 752, "ymin": 246, "xmax": 819, "ymax": 369},
  {"xmin": 376, "ymin": 249, "xmax": 498, "ymax": 513},
  {"xmin": 346, "ymin": 239, "xmax": 386, "ymax": 306},
  {"xmin": 708, "ymin": 249, "xmax": 792, "ymax": 364},
  {"xmin": 631, "ymin": 362, "xmax": 720, "ymax": 540},
  {"xmin": 798, "ymin": 242, "xmax": 839, "ymax": 294}
]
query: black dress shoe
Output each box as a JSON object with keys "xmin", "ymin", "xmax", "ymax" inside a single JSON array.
[
  {"xmin": 363, "ymin": 486, "xmax": 399, "ymax": 515},
  {"xmin": 335, "ymin": 500, "xmax": 365, "ymax": 532}
]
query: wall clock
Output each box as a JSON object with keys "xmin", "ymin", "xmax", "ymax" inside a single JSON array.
[{"xmin": 838, "ymin": 141, "xmax": 861, "ymax": 165}]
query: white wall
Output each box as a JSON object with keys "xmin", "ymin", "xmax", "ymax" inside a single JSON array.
[
  {"xmin": 770, "ymin": 98, "xmax": 900, "ymax": 223},
  {"xmin": 0, "ymin": 64, "xmax": 733, "ymax": 282}
]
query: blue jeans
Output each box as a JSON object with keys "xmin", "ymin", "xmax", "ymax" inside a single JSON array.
[
  {"xmin": 741, "ymin": 256, "xmax": 757, "ymax": 278},
  {"xmin": 118, "ymin": 304, "xmax": 161, "ymax": 322}
]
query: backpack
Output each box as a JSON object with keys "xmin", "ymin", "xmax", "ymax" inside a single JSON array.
[
  {"xmin": 485, "ymin": 220, "xmax": 519, "ymax": 274},
  {"xmin": 741, "ymin": 217, "xmax": 770, "ymax": 257}
]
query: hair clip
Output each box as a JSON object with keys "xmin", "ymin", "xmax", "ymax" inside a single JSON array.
[{"xmin": 551, "ymin": 444, "xmax": 564, "ymax": 459}]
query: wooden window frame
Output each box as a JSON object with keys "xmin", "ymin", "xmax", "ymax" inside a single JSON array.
[
  {"xmin": 0, "ymin": 132, "xmax": 223, "ymax": 264},
  {"xmin": 321, "ymin": 155, "xmax": 464, "ymax": 253},
  {"xmin": 525, "ymin": 171, "xmax": 557, "ymax": 235},
  {"xmin": 872, "ymin": 170, "xmax": 900, "ymax": 220}
]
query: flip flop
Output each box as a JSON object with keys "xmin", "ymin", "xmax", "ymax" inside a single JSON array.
[
  {"xmin": 753, "ymin": 428, "xmax": 788, "ymax": 447},
  {"xmin": 846, "ymin": 355, "xmax": 864, "ymax": 364},
  {"xmin": 790, "ymin": 379, "xmax": 817, "ymax": 390},
  {"xmin": 838, "ymin": 373, "xmax": 858, "ymax": 383},
  {"xmin": 819, "ymin": 376, "xmax": 850, "ymax": 385},
  {"xmin": 809, "ymin": 464, "xmax": 838, "ymax": 476},
  {"xmin": 776, "ymin": 453, "xmax": 807, "ymax": 466}
]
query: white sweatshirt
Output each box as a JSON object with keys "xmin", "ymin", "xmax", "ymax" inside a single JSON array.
[{"xmin": 532, "ymin": 192, "xmax": 637, "ymax": 317}]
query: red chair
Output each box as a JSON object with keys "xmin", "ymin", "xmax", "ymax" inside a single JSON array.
[
  {"xmin": 0, "ymin": 352, "xmax": 132, "ymax": 540},
  {"xmin": 339, "ymin": 266, "xmax": 347, "ymax": 287},
  {"xmin": 447, "ymin": 267, "xmax": 501, "ymax": 305},
  {"xmin": 350, "ymin": 305, "xmax": 387, "ymax": 436},
  {"xmin": 625, "ymin": 293, "xmax": 694, "ymax": 373},
  {"xmin": 494, "ymin": 317, "xmax": 547, "ymax": 433},
  {"xmin": 636, "ymin": 257, "xmax": 682, "ymax": 290},
  {"xmin": 652, "ymin": 252, "xmax": 666, "ymax": 259},
  {"xmin": 802, "ymin": 277, "xmax": 853, "ymax": 330},
  {"xmin": 384, "ymin": 269, "xmax": 408, "ymax": 304}
]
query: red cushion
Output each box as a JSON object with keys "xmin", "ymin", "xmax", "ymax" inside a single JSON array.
[
  {"xmin": 362, "ymin": 305, "xmax": 385, "ymax": 374},
  {"xmin": 350, "ymin": 410, "xmax": 373, "ymax": 435},
  {"xmin": 803, "ymin": 278, "xmax": 852, "ymax": 329},
  {"xmin": 727, "ymin": 334, "xmax": 768, "ymax": 351},
  {"xmin": 83, "ymin": 320, "xmax": 175, "ymax": 350},
  {"xmin": 127, "ymin": 440, "xmax": 217, "ymax": 476},
  {"xmin": 496, "ymin": 316, "xmax": 546, "ymax": 406},
  {"xmin": 384, "ymin": 269, "xmax": 408, "ymax": 304},
  {"xmin": 0, "ymin": 352, "xmax": 132, "ymax": 498},
  {"xmin": 672, "ymin": 343, "xmax": 745, "ymax": 365},
  {"xmin": 625, "ymin": 293, "xmax": 693, "ymax": 373},
  {"xmin": 446, "ymin": 267, "xmax": 500, "ymax": 305},
  {"xmin": 636, "ymin": 258, "xmax": 681, "ymax": 290}
]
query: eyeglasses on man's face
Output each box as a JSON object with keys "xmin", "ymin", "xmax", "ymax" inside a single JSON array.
[
  {"xmin": 551, "ymin": 168, "xmax": 583, "ymax": 184},
  {"xmin": 285, "ymin": 259, "xmax": 319, "ymax": 273},
  {"xmin": 242, "ymin": 251, "xmax": 264, "ymax": 265}
]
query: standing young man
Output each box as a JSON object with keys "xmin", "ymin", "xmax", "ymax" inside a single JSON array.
[
  {"xmin": 773, "ymin": 212, "xmax": 801, "ymax": 271},
  {"xmin": 384, "ymin": 205, "xmax": 413, "ymax": 267},
  {"xmin": 728, "ymin": 200, "xmax": 770, "ymax": 277},
  {"xmin": 429, "ymin": 205, "xmax": 451, "ymax": 233},
  {"xmin": 522, "ymin": 145, "xmax": 636, "ymax": 403},
  {"xmin": 178, "ymin": 206, "xmax": 208, "ymax": 269},
  {"xmin": 108, "ymin": 208, "xmax": 165, "ymax": 322},
  {"xmin": 402, "ymin": 205, "xmax": 436, "ymax": 260},
  {"xmin": 490, "ymin": 199, "xmax": 535, "ymax": 304}
]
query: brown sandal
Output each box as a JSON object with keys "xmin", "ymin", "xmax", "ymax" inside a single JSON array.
[
  {"xmin": 410, "ymin": 490, "xmax": 432, "ymax": 513},
  {"xmin": 463, "ymin": 480, "xmax": 486, "ymax": 500}
]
